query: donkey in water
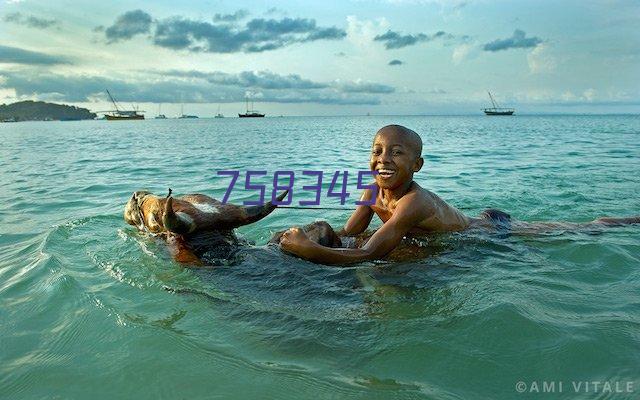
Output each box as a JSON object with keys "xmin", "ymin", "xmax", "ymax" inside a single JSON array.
[{"xmin": 124, "ymin": 189, "xmax": 288, "ymax": 265}]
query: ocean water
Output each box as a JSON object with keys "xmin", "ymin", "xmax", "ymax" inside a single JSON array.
[{"xmin": 1, "ymin": 115, "xmax": 639, "ymax": 399}]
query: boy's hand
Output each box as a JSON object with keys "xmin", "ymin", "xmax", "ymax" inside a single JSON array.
[{"xmin": 279, "ymin": 227, "xmax": 314, "ymax": 257}]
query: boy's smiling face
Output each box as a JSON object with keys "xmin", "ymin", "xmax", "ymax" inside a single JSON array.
[{"xmin": 369, "ymin": 125, "xmax": 424, "ymax": 190}]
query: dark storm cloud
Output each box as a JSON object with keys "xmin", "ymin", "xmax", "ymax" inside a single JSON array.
[
  {"xmin": 104, "ymin": 10, "xmax": 153, "ymax": 43},
  {"xmin": 388, "ymin": 59, "xmax": 403, "ymax": 66},
  {"xmin": 3, "ymin": 12, "xmax": 60, "ymax": 29},
  {"xmin": 0, "ymin": 45, "xmax": 70, "ymax": 65},
  {"xmin": 153, "ymin": 16, "xmax": 346, "ymax": 53},
  {"xmin": 374, "ymin": 30, "xmax": 455, "ymax": 49},
  {"xmin": 102, "ymin": 10, "xmax": 346, "ymax": 53},
  {"xmin": 0, "ymin": 70, "xmax": 391, "ymax": 105},
  {"xmin": 483, "ymin": 29, "xmax": 543, "ymax": 52}
]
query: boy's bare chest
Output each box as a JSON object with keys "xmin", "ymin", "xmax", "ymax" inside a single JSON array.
[
  {"xmin": 371, "ymin": 198, "xmax": 396, "ymax": 222},
  {"xmin": 371, "ymin": 195, "xmax": 469, "ymax": 232}
]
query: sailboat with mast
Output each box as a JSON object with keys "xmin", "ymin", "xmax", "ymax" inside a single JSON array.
[
  {"xmin": 238, "ymin": 96, "xmax": 265, "ymax": 118},
  {"xmin": 214, "ymin": 104, "xmax": 224, "ymax": 118},
  {"xmin": 99, "ymin": 90, "xmax": 145, "ymax": 120},
  {"xmin": 178, "ymin": 104, "xmax": 198, "ymax": 119},
  {"xmin": 483, "ymin": 91, "xmax": 514, "ymax": 116},
  {"xmin": 154, "ymin": 103, "xmax": 166, "ymax": 119}
]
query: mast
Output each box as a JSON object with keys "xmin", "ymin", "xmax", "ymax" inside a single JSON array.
[
  {"xmin": 245, "ymin": 96, "xmax": 249, "ymax": 113},
  {"xmin": 488, "ymin": 91, "xmax": 499, "ymax": 109},
  {"xmin": 106, "ymin": 89, "xmax": 120, "ymax": 112}
]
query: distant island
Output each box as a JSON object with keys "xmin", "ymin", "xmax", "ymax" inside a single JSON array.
[{"xmin": 0, "ymin": 100, "xmax": 96, "ymax": 122}]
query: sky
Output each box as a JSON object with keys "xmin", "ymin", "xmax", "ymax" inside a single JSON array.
[{"xmin": 1, "ymin": 0, "xmax": 639, "ymax": 116}]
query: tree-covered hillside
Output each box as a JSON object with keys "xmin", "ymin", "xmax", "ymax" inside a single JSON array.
[{"xmin": 0, "ymin": 100, "xmax": 96, "ymax": 121}]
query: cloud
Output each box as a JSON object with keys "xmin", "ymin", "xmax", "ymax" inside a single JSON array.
[
  {"xmin": 582, "ymin": 88, "xmax": 596, "ymax": 102},
  {"xmin": 483, "ymin": 29, "xmax": 543, "ymax": 52},
  {"xmin": 159, "ymin": 70, "xmax": 329, "ymax": 90},
  {"xmin": 337, "ymin": 80, "xmax": 395, "ymax": 93},
  {"xmin": 452, "ymin": 1, "xmax": 468, "ymax": 11},
  {"xmin": 345, "ymin": 16, "xmax": 390, "ymax": 49},
  {"xmin": 388, "ymin": 59, "xmax": 403, "ymax": 66},
  {"xmin": 156, "ymin": 69, "xmax": 394, "ymax": 94},
  {"xmin": 0, "ymin": 45, "xmax": 70, "ymax": 65},
  {"xmin": 0, "ymin": 72, "xmax": 221, "ymax": 103},
  {"xmin": 3, "ymin": 12, "xmax": 61, "ymax": 29},
  {"xmin": 265, "ymin": 7, "xmax": 286, "ymax": 16},
  {"xmin": 103, "ymin": 10, "xmax": 346, "ymax": 53},
  {"xmin": 0, "ymin": 70, "xmax": 392, "ymax": 105},
  {"xmin": 104, "ymin": 9, "xmax": 153, "ymax": 43},
  {"xmin": 451, "ymin": 42, "xmax": 481, "ymax": 64},
  {"xmin": 213, "ymin": 10, "xmax": 249, "ymax": 22},
  {"xmin": 527, "ymin": 44, "xmax": 556, "ymax": 73},
  {"xmin": 152, "ymin": 16, "xmax": 346, "ymax": 53},
  {"xmin": 504, "ymin": 88, "xmax": 639, "ymax": 107},
  {"xmin": 374, "ymin": 29, "xmax": 456, "ymax": 49}
]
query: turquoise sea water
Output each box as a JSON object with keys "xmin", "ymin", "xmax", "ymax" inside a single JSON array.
[{"xmin": 1, "ymin": 115, "xmax": 639, "ymax": 399}]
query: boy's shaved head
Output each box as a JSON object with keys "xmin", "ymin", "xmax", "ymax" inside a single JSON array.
[{"xmin": 374, "ymin": 125, "xmax": 423, "ymax": 158}]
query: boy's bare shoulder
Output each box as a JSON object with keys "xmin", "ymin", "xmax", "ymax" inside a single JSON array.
[
  {"xmin": 396, "ymin": 183, "xmax": 437, "ymax": 214},
  {"xmin": 406, "ymin": 182, "xmax": 436, "ymax": 202}
]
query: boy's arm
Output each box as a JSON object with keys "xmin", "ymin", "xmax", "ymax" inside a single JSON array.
[
  {"xmin": 280, "ymin": 194, "xmax": 432, "ymax": 265},
  {"xmin": 340, "ymin": 187, "xmax": 375, "ymax": 235}
]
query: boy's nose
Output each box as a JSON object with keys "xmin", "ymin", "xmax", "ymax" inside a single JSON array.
[{"xmin": 378, "ymin": 150, "xmax": 392, "ymax": 163}]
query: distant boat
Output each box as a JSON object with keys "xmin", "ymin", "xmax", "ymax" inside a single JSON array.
[
  {"xmin": 155, "ymin": 103, "xmax": 166, "ymax": 119},
  {"xmin": 99, "ymin": 90, "xmax": 145, "ymax": 120},
  {"xmin": 483, "ymin": 91, "xmax": 514, "ymax": 116},
  {"xmin": 178, "ymin": 104, "xmax": 198, "ymax": 119},
  {"xmin": 239, "ymin": 96, "xmax": 265, "ymax": 118},
  {"xmin": 214, "ymin": 104, "xmax": 224, "ymax": 118}
]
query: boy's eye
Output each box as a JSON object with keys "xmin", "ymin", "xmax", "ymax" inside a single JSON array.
[{"xmin": 393, "ymin": 151, "xmax": 402, "ymax": 155}]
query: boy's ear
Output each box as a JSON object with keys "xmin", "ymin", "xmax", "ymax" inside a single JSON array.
[{"xmin": 413, "ymin": 157, "xmax": 424, "ymax": 172}]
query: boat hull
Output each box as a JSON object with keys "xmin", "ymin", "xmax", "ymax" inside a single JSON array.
[
  {"xmin": 484, "ymin": 110, "xmax": 514, "ymax": 116},
  {"xmin": 238, "ymin": 113, "xmax": 265, "ymax": 118},
  {"xmin": 105, "ymin": 114, "xmax": 145, "ymax": 120}
]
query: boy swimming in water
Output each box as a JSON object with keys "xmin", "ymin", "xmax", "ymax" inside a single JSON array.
[{"xmin": 275, "ymin": 124, "xmax": 639, "ymax": 265}]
